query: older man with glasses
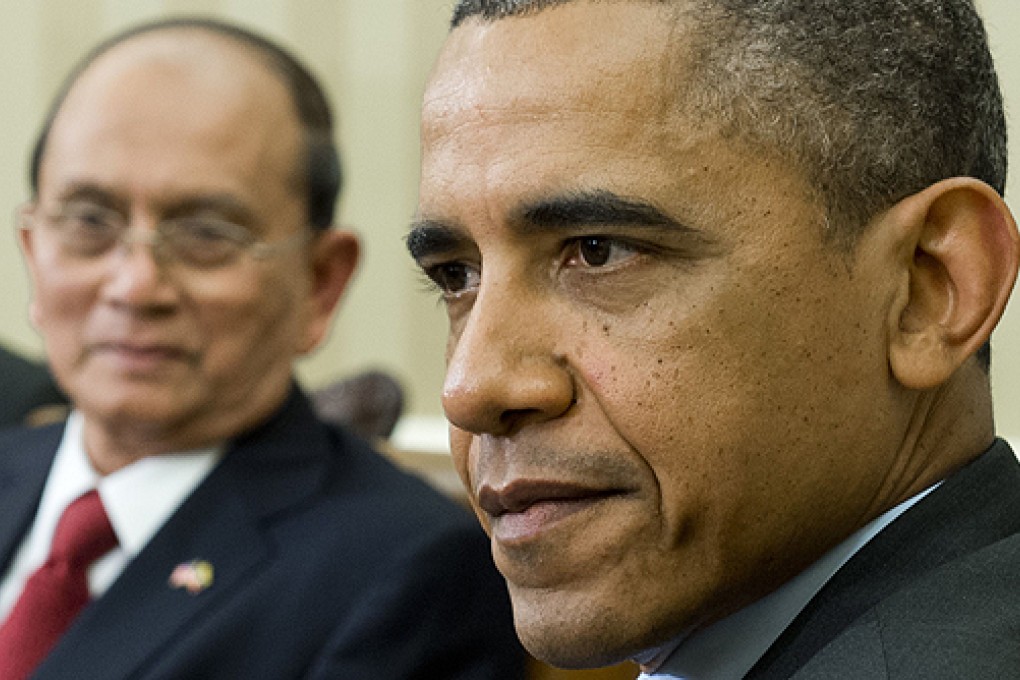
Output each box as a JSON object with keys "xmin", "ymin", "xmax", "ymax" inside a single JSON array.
[{"xmin": 0, "ymin": 16, "xmax": 523, "ymax": 680}]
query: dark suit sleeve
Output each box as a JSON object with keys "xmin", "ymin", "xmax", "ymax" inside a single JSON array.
[{"xmin": 303, "ymin": 521, "xmax": 526, "ymax": 680}]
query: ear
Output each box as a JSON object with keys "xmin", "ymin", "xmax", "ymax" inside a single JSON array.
[
  {"xmin": 16, "ymin": 204, "xmax": 44, "ymax": 330},
  {"xmin": 17, "ymin": 203, "xmax": 38, "ymax": 265},
  {"xmin": 298, "ymin": 228, "xmax": 360, "ymax": 355},
  {"xmin": 887, "ymin": 178, "xmax": 1019, "ymax": 389}
]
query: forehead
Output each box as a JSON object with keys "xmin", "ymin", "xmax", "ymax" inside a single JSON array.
[
  {"xmin": 40, "ymin": 31, "xmax": 302, "ymax": 197},
  {"xmin": 424, "ymin": 3, "xmax": 684, "ymax": 139},
  {"xmin": 418, "ymin": 2, "xmax": 821, "ymax": 241}
]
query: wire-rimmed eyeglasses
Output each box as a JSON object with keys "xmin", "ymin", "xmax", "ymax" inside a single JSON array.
[{"xmin": 19, "ymin": 202, "xmax": 311, "ymax": 269}]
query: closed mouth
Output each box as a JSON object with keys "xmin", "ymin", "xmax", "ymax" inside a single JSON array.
[
  {"xmin": 91, "ymin": 342, "xmax": 197, "ymax": 364},
  {"xmin": 478, "ymin": 479, "xmax": 627, "ymax": 543}
]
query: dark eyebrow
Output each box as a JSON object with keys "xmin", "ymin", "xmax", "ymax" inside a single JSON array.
[
  {"xmin": 405, "ymin": 220, "xmax": 469, "ymax": 263},
  {"xmin": 517, "ymin": 189, "xmax": 691, "ymax": 233},
  {"xmin": 406, "ymin": 189, "xmax": 704, "ymax": 262}
]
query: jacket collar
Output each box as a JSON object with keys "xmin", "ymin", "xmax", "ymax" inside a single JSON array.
[
  {"xmin": 748, "ymin": 439, "xmax": 1020, "ymax": 678},
  {"xmin": 34, "ymin": 385, "xmax": 334, "ymax": 679}
]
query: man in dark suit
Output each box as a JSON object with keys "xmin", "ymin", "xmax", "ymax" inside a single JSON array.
[
  {"xmin": 0, "ymin": 346, "xmax": 65, "ymax": 427},
  {"xmin": 407, "ymin": 0, "xmax": 1020, "ymax": 677},
  {"xmin": 0, "ymin": 17, "xmax": 523, "ymax": 679}
]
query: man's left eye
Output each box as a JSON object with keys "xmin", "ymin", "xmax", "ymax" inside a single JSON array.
[
  {"xmin": 572, "ymin": 237, "xmax": 638, "ymax": 267},
  {"xmin": 182, "ymin": 220, "xmax": 239, "ymax": 243}
]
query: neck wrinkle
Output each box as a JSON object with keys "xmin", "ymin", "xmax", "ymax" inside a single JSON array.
[{"xmin": 870, "ymin": 363, "xmax": 994, "ymax": 522}]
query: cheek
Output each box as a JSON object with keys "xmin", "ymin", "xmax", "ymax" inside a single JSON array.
[
  {"xmin": 585, "ymin": 270, "xmax": 887, "ymax": 543},
  {"xmin": 579, "ymin": 309, "xmax": 747, "ymax": 454},
  {"xmin": 30, "ymin": 266, "xmax": 97, "ymax": 345},
  {"xmin": 449, "ymin": 427, "xmax": 474, "ymax": 485},
  {"xmin": 573, "ymin": 291, "xmax": 835, "ymax": 529},
  {"xmin": 190, "ymin": 270, "xmax": 307, "ymax": 372},
  {"xmin": 449, "ymin": 428, "xmax": 493, "ymax": 531},
  {"xmin": 198, "ymin": 285, "xmax": 261, "ymax": 331}
]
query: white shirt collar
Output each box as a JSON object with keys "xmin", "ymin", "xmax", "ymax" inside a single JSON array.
[
  {"xmin": 0, "ymin": 410, "xmax": 223, "ymax": 618},
  {"xmin": 640, "ymin": 485, "xmax": 938, "ymax": 680},
  {"xmin": 58, "ymin": 411, "xmax": 225, "ymax": 557}
]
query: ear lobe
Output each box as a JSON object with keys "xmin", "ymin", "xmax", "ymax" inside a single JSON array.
[
  {"xmin": 889, "ymin": 178, "xmax": 1019, "ymax": 389},
  {"xmin": 298, "ymin": 228, "xmax": 360, "ymax": 355}
]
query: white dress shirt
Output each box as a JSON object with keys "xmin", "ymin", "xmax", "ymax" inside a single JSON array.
[
  {"xmin": 639, "ymin": 485, "xmax": 937, "ymax": 680},
  {"xmin": 0, "ymin": 411, "xmax": 223, "ymax": 621}
]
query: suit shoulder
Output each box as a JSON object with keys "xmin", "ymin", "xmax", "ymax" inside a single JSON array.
[
  {"xmin": 878, "ymin": 532, "xmax": 1020, "ymax": 667},
  {"xmin": 798, "ymin": 533, "xmax": 1020, "ymax": 679},
  {"xmin": 0, "ymin": 421, "xmax": 64, "ymax": 456}
]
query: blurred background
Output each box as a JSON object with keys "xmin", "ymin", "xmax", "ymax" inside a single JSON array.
[{"xmin": 0, "ymin": 0, "xmax": 1017, "ymax": 447}]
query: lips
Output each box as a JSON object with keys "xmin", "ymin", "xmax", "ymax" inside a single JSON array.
[
  {"xmin": 477, "ymin": 479, "xmax": 624, "ymax": 543},
  {"xmin": 90, "ymin": 340, "xmax": 198, "ymax": 370},
  {"xmin": 478, "ymin": 479, "xmax": 617, "ymax": 514}
]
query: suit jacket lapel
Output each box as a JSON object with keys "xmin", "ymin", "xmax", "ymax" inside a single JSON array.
[
  {"xmin": 36, "ymin": 476, "xmax": 268, "ymax": 679},
  {"xmin": 35, "ymin": 389, "xmax": 331, "ymax": 680},
  {"xmin": 748, "ymin": 440, "xmax": 1020, "ymax": 679},
  {"xmin": 0, "ymin": 424, "xmax": 63, "ymax": 572}
]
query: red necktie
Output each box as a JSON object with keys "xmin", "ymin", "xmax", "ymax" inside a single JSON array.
[{"xmin": 0, "ymin": 489, "xmax": 118, "ymax": 679}]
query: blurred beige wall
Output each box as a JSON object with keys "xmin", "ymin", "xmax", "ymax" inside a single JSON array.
[
  {"xmin": 0, "ymin": 0, "xmax": 1017, "ymax": 441},
  {"xmin": 979, "ymin": 0, "xmax": 1020, "ymax": 442}
]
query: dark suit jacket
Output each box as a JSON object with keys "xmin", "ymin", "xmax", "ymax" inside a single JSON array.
[
  {"xmin": 0, "ymin": 347, "xmax": 66, "ymax": 428},
  {"xmin": 748, "ymin": 438, "xmax": 1020, "ymax": 679},
  {"xmin": 0, "ymin": 387, "xmax": 525, "ymax": 679}
]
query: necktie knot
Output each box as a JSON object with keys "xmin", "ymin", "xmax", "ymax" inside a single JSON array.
[{"xmin": 49, "ymin": 489, "xmax": 118, "ymax": 566}]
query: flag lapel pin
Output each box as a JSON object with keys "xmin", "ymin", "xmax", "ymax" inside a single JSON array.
[{"xmin": 169, "ymin": 559, "xmax": 215, "ymax": 595}]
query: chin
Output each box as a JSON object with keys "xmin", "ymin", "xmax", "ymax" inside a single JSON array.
[
  {"xmin": 518, "ymin": 623, "xmax": 647, "ymax": 670},
  {"xmin": 79, "ymin": 389, "xmax": 198, "ymax": 430},
  {"xmin": 512, "ymin": 594, "xmax": 658, "ymax": 670}
]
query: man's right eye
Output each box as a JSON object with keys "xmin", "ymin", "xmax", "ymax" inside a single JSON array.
[
  {"xmin": 62, "ymin": 206, "xmax": 119, "ymax": 233},
  {"xmin": 423, "ymin": 261, "xmax": 480, "ymax": 297}
]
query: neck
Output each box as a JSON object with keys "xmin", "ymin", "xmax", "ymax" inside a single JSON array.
[
  {"xmin": 81, "ymin": 423, "xmax": 211, "ymax": 475},
  {"xmin": 76, "ymin": 388, "xmax": 292, "ymax": 475},
  {"xmin": 879, "ymin": 361, "xmax": 996, "ymax": 513}
]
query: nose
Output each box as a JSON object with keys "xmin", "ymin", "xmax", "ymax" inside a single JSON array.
[
  {"xmin": 100, "ymin": 228, "xmax": 179, "ymax": 313},
  {"xmin": 442, "ymin": 285, "xmax": 576, "ymax": 437}
]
